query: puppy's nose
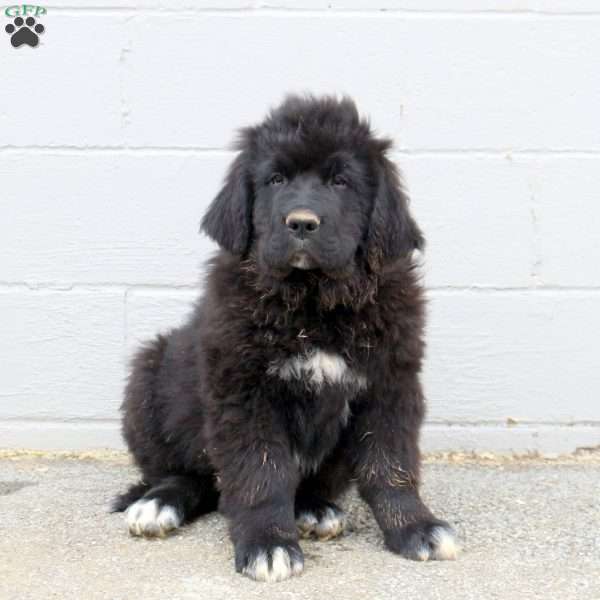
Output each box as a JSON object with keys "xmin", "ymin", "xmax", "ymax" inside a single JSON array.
[{"xmin": 285, "ymin": 209, "xmax": 320, "ymax": 238}]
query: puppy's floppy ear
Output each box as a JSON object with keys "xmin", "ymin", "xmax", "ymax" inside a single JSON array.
[
  {"xmin": 201, "ymin": 151, "xmax": 253, "ymax": 255},
  {"xmin": 367, "ymin": 156, "xmax": 424, "ymax": 270}
]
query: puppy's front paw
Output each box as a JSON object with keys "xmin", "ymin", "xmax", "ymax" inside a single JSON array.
[
  {"xmin": 235, "ymin": 541, "xmax": 304, "ymax": 582},
  {"xmin": 125, "ymin": 498, "xmax": 181, "ymax": 538},
  {"xmin": 386, "ymin": 519, "xmax": 459, "ymax": 561}
]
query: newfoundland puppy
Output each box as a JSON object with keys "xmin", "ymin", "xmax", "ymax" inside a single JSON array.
[{"xmin": 113, "ymin": 95, "xmax": 458, "ymax": 582}]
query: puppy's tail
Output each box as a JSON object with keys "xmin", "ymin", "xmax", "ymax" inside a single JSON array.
[{"xmin": 110, "ymin": 481, "xmax": 151, "ymax": 513}]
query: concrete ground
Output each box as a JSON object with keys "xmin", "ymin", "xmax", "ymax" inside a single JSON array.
[{"xmin": 1, "ymin": 453, "xmax": 599, "ymax": 600}]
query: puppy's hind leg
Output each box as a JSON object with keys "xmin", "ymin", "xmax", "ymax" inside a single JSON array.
[
  {"xmin": 295, "ymin": 448, "xmax": 352, "ymax": 541},
  {"xmin": 295, "ymin": 494, "xmax": 346, "ymax": 541},
  {"xmin": 118, "ymin": 474, "xmax": 219, "ymax": 538}
]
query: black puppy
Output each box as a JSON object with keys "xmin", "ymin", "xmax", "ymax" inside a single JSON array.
[{"xmin": 113, "ymin": 95, "xmax": 458, "ymax": 582}]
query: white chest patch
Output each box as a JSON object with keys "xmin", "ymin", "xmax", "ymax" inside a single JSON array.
[{"xmin": 268, "ymin": 350, "xmax": 367, "ymax": 392}]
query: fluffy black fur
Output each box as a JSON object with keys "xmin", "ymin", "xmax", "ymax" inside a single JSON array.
[{"xmin": 114, "ymin": 95, "xmax": 457, "ymax": 581}]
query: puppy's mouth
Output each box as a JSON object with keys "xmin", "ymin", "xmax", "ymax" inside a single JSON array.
[{"xmin": 289, "ymin": 250, "xmax": 317, "ymax": 270}]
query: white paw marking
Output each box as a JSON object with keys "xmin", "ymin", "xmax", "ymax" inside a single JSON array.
[
  {"xmin": 416, "ymin": 526, "xmax": 459, "ymax": 561},
  {"xmin": 296, "ymin": 511, "xmax": 319, "ymax": 535},
  {"xmin": 297, "ymin": 506, "xmax": 345, "ymax": 540},
  {"xmin": 431, "ymin": 526, "xmax": 460, "ymax": 560},
  {"xmin": 243, "ymin": 547, "xmax": 303, "ymax": 583},
  {"xmin": 125, "ymin": 498, "xmax": 181, "ymax": 538},
  {"xmin": 268, "ymin": 350, "xmax": 367, "ymax": 392}
]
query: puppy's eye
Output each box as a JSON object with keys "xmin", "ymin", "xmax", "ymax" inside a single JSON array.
[
  {"xmin": 268, "ymin": 173, "xmax": 286, "ymax": 186},
  {"xmin": 331, "ymin": 174, "xmax": 348, "ymax": 188}
]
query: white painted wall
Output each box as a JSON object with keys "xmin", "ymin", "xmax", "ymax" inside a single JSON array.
[{"xmin": 2, "ymin": 0, "xmax": 599, "ymax": 454}]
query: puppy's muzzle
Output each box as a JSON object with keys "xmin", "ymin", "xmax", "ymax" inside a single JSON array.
[{"xmin": 285, "ymin": 209, "xmax": 320, "ymax": 240}]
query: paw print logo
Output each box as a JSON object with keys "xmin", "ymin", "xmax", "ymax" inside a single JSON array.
[{"xmin": 5, "ymin": 16, "xmax": 45, "ymax": 48}]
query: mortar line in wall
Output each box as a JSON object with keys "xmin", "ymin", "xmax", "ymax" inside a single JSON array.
[
  {"xmin": 0, "ymin": 417, "xmax": 121, "ymax": 424},
  {"xmin": 2, "ymin": 283, "xmax": 600, "ymax": 294},
  {"xmin": 0, "ymin": 146, "xmax": 230, "ymax": 154},
  {"xmin": 34, "ymin": 7, "xmax": 600, "ymax": 18},
  {"xmin": 424, "ymin": 422, "xmax": 600, "ymax": 428},
  {"xmin": 1, "ymin": 417, "xmax": 599, "ymax": 427},
  {"xmin": 118, "ymin": 14, "xmax": 134, "ymax": 147},
  {"xmin": 528, "ymin": 172, "xmax": 544, "ymax": 287},
  {"xmin": 0, "ymin": 282, "xmax": 195, "ymax": 292},
  {"xmin": 3, "ymin": 147, "xmax": 600, "ymax": 158},
  {"xmin": 426, "ymin": 287, "xmax": 600, "ymax": 295}
]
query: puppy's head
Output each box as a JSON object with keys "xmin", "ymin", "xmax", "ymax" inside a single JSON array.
[{"xmin": 201, "ymin": 95, "xmax": 423, "ymax": 278}]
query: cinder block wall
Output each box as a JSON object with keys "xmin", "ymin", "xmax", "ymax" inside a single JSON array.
[{"xmin": 2, "ymin": 1, "xmax": 599, "ymax": 454}]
